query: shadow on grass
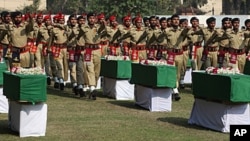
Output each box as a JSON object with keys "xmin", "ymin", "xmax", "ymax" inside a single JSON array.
[
  {"xmin": 0, "ymin": 119, "xmax": 19, "ymax": 136},
  {"xmin": 108, "ymin": 100, "xmax": 149, "ymax": 111},
  {"xmin": 47, "ymin": 86, "xmax": 81, "ymax": 100},
  {"xmin": 157, "ymin": 116, "xmax": 210, "ymax": 131},
  {"xmin": 179, "ymin": 87, "xmax": 193, "ymax": 94}
]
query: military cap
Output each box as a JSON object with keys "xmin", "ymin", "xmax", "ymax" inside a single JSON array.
[
  {"xmin": 159, "ymin": 17, "xmax": 167, "ymax": 23},
  {"xmin": 1, "ymin": 11, "xmax": 10, "ymax": 17},
  {"xmin": 222, "ymin": 17, "xmax": 231, "ymax": 23},
  {"xmin": 231, "ymin": 18, "xmax": 240, "ymax": 23},
  {"xmin": 171, "ymin": 14, "xmax": 179, "ymax": 20},
  {"xmin": 244, "ymin": 19, "xmax": 250, "ymax": 25},
  {"xmin": 180, "ymin": 18, "xmax": 188, "ymax": 24},
  {"xmin": 11, "ymin": 11, "xmax": 22, "ymax": 18},
  {"xmin": 206, "ymin": 17, "xmax": 216, "ymax": 24},
  {"xmin": 190, "ymin": 16, "xmax": 199, "ymax": 23},
  {"xmin": 87, "ymin": 12, "xmax": 95, "ymax": 19}
]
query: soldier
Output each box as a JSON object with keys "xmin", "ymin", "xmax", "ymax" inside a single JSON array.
[
  {"xmin": 191, "ymin": 17, "xmax": 220, "ymax": 69},
  {"xmin": 36, "ymin": 14, "xmax": 54, "ymax": 85},
  {"xmin": 0, "ymin": 11, "xmax": 12, "ymax": 70},
  {"xmin": 48, "ymin": 13, "xmax": 68, "ymax": 90},
  {"xmin": 226, "ymin": 18, "xmax": 248, "ymax": 72},
  {"xmin": 188, "ymin": 17, "xmax": 204, "ymax": 70},
  {"xmin": 77, "ymin": 12, "xmax": 106, "ymax": 100},
  {"xmin": 97, "ymin": 13, "xmax": 109, "ymax": 57},
  {"xmin": 166, "ymin": 17, "xmax": 172, "ymax": 28},
  {"xmin": 158, "ymin": 14, "xmax": 189, "ymax": 101},
  {"xmin": 107, "ymin": 15, "xmax": 121, "ymax": 55},
  {"xmin": 158, "ymin": 17, "xmax": 168, "ymax": 60},
  {"xmin": 143, "ymin": 17, "xmax": 150, "ymax": 28},
  {"xmin": 74, "ymin": 15, "xmax": 87, "ymax": 97},
  {"xmin": 136, "ymin": 16, "xmax": 161, "ymax": 60},
  {"xmin": 179, "ymin": 18, "xmax": 190, "ymax": 89},
  {"xmin": 111, "ymin": 14, "xmax": 132, "ymax": 56},
  {"xmin": 29, "ymin": 13, "xmax": 44, "ymax": 68},
  {"xmin": 66, "ymin": 14, "xmax": 79, "ymax": 94},
  {"xmin": 244, "ymin": 19, "xmax": 250, "ymax": 59},
  {"xmin": 214, "ymin": 17, "xmax": 232, "ymax": 68},
  {"xmin": 6, "ymin": 11, "xmax": 34, "ymax": 68},
  {"xmin": 118, "ymin": 15, "xmax": 147, "ymax": 63}
]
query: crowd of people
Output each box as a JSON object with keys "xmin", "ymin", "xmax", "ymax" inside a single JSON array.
[{"xmin": 0, "ymin": 10, "xmax": 250, "ymax": 101}]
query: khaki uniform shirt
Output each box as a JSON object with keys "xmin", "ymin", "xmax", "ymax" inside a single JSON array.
[
  {"xmin": 0, "ymin": 23, "xmax": 12, "ymax": 45},
  {"xmin": 107, "ymin": 25, "xmax": 119, "ymax": 43},
  {"xmin": 36, "ymin": 23, "xmax": 51, "ymax": 43},
  {"xmin": 145, "ymin": 26, "xmax": 161, "ymax": 46},
  {"xmin": 7, "ymin": 20, "xmax": 34, "ymax": 47},
  {"xmin": 76, "ymin": 25, "xmax": 85, "ymax": 46},
  {"xmin": 50, "ymin": 24, "xmax": 68, "ymax": 44},
  {"xmin": 127, "ymin": 27, "xmax": 146, "ymax": 45},
  {"xmin": 187, "ymin": 27, "xmax": 203, "ymax": 45},
  {"xmin": 193, "ymin": 27, "xmax": 219, "ymax": 47},
  {"xmin": 216, "ymin": 28, "xmax": 230, "ymax": 48},
  {"xmin": 79, "ymin": 24, "xmax": 103, "ymax": 44},
  {"xmin": 164, "ymin": 27, "xmax": 185, "ymax": 49},
  {"xmin": 226, "ymin": 29, "xmax": 246, "ymax": 49},
  {"xmin": 66, "ymin": 24, "xmax": 78, "ymax": 46},
  {"xmin": 118, "ymin": 25, "xmax": 132, "ymax": 43}
]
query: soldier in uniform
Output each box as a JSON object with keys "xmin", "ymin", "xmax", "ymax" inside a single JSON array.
[
  {"xmin": 179, "ymin": 18, "xmax": 190, "ymax": 89},
  {"xmin": 0, "ymin": 11, "xmax": 12, "ymax": 70},
  {"xmin": 245, "ymin": 19, "xmax": 250, "ymax": 60},
  {"xmin": 77, "ymin": 12, "xmax": 106, "ymax": 100},
  {"xmin": 48, "ymin": 13, "xmax": 68, "ymax": 90},
  {"xmin": 74, "ymin": 15, "xmax": 87, "ymax": 97},
  {"xmin": 107, "ymin": 15, "xmax": 121, "ymax": 55},
  {"xmin": 226, "ymin": 18, "xmax": 248, "ymax": 72},
  {"xmin": 27, "ymin": 13, "xmax": 42, "ymax": 68},
  {"xmin": 191, "ymin": 17, "xmax": 220, "ymax": 69},
  {"xmin": 158, "ymin": 14, "xmax": 189, "ymax": 101},
  {"xmin": 143, "ymin": 17, "xmax": 150, "ymax": 29},
  {"xmin": 118, "ymin": 15, "xmax": 147, "ymax": 63},
  {"xmin": 188, "ymin": 17, "xmax": 204, "ymax": 70},
  {"xmin": 66, "ymin": 14, "xmax": 79, "ymax": 94},
  {"xmin": 6, "ymin": 11, "xmax": 34, "ymax": 68},
  {"xmin": 158, "ymin": 17, "xmax": 168, "ymax": 60},
  {"xmin": 36, "ymin": 14, "xmax": 54, "ymax": 85},
  {"xmin": 214, "ymin": 17, "xmax": 232, "ymax": 68},
  {"xmin": 166, "ymin": 17, "xmax": 172, "ymax": 28},
  {"xmin": 97, "ymin": 13, "xmax": 109, "ymax": 57},
  {"xmin": 136, "ymin": 16, "xmax": 161, "ymax": 60}
]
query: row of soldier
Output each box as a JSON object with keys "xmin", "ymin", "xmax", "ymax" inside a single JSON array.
[{"xmin": 0, "ymin": 11, "xmax": 250, "ymax": 101}]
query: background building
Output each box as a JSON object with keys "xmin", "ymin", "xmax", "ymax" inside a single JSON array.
[{"xmin": 0, "ymin": 0, "xmax": 46, "ymax": 11}]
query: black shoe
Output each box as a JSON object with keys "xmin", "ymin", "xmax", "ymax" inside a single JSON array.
[
  {"xmin": 73, "ymin": 86, "xmax": 78, "ymax": 95},
  {"xmin": 180, "ymin": 84, "xmax": 185, "ymax": 89},
  {"xmin": 60, "ymin": 83, "xmax": 64, "ymax": 90},
  {"xmin": 91, "ymin": 94, "xmax": 96, "ymax": 100},
  {"xmin": 47, "ymin": 77, "xmax": 51, "ymax": 85},
  {"xmin": 89, "ymin": 91, "xmax": 96, "ymax": 100},
  {"xmin": 79, "ymin": 89, "xmax": 86, "ymax": 98},
  {"xmin": 174, "ymin": 93, "xmax": 181, "ymax": 101},
  {"xmin": 54, "ymin": 82, "xmax": 59, "ymax": 89}
]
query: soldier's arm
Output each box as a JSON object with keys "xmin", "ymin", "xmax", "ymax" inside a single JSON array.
[
  {"xmin": 25, "ymin": 16, "xmax": 35, "ymax": 33},
  {"xmin": 76, "ymin": 26, "xmax": 85, "ymax": 40},
  {"xmin": 110, "ymin": 30, "xmax": 121, "ymax": 43},
  {"xmin": 190, "ymin": 29, "xmax": 203, "ymax": 36},
  {"xmin": 136, "ymin": 31, "xmax": 147, "ymax": 44},
  {"xmin": 47, "ymin": 30, "xmax": 55, "ymax": 51},
  {"xmin": 97, "ymin": 23, "xmax": 105, "ymax": 34},
  {"xmin": 117, "ymin": 32, "xmax": 132, "ymax": 42},
  {"xmin": 0, "ymin": 24, "xmax": 8, "ymax": 30}
]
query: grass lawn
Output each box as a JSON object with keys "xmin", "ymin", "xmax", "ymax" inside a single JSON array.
[{"xmin": 0, "ymin": 85, "xmax": 229, "ymax": 141}]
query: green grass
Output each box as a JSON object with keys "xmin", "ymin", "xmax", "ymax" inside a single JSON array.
[{"xmin": 0, "ymin": 86, "xmax": 229, "ymax": 141}]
